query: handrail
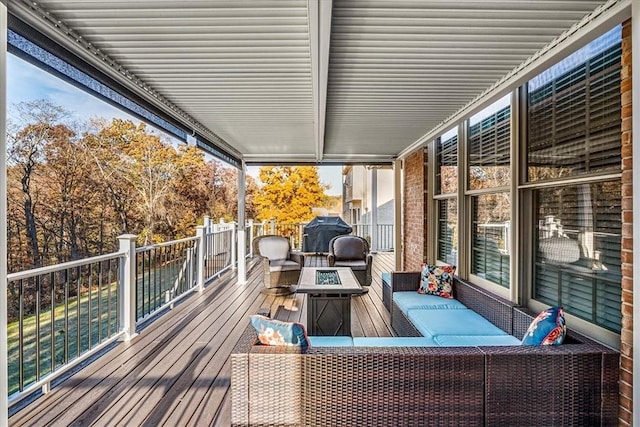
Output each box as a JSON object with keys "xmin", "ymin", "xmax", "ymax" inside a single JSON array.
[
  {"xmin": 7, "ymin": 251, "xmax": 126, "ymax": 281},
  {"xmin": 136, "ymin": 236, "xmax": 199, "ymax": 252}
]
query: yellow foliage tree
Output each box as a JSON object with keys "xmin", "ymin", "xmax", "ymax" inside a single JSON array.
[{"xmin": 254, "ymin": 166, "xmax": 328, "ymax": 223}]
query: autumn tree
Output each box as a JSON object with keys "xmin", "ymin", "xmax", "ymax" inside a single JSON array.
[
  {"xmin": 6, "ymin": 108, "xmax": 256, "ymax": 271},
  {"xmin": 82, "ymin": 119, "xmax": 181, "ymax": 245},
  {"xmin": 254, "ymin": 166, "xmax": 328, "ymax": 223},
  {"xmin": 7, "ymin": 100, "xmax": 74, "ymax": 267}
]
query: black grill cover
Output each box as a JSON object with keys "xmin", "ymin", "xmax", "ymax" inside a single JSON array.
[{"xmin": 302, "ymin": 216, "xmax": 352, "ymax": 253}]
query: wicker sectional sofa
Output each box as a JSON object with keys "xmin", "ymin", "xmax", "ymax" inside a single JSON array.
[{"xmin": 231, "ymin": 273, "xmax": 619, "ymax": 426}]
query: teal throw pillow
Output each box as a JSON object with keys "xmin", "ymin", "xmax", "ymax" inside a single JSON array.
[
  {"xmin": 521, "ymin": 306, "xmax": 566, "ymax": 346},
  {"xmin": 250, "ymin": 315, "xmax": 309, "ymax": 347}
]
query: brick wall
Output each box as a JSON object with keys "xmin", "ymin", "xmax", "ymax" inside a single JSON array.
[
  {"xmin": 403, "ymin": 147, "xmax": 426, "ymax": 271},
  {"xmin": 619, "ymin": 18, "xmax": 633, "ymax": 427}
]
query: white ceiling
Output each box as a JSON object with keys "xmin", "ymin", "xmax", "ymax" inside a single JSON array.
[{"xmin": 8, "ymin": 0, "xmax": 617, "ymax": 165}]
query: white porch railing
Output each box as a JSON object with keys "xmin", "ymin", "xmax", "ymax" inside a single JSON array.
[
  {"xmin": 6, "ymin": 218, "xmax": 237, "ymax": 406},
  {"xmin": 5, "ymin": 217, "xmax": 394, "ymax": 405},
  {"xmin": 251, "ymin": 220, "xmax": 395, "ymax": 252}
]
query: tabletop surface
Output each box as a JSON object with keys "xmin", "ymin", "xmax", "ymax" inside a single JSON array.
[{"xmin": 296, "ymin": 267, "xmax": 362, "ymax": 294}]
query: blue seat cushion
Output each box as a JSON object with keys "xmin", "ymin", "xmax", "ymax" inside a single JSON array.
[
  {"xmin": 353, "ymin": 336, "xmax": 438, "ymax": 347},
  {"xmin": 308, "ymin": 336, "xmax": 354, "ymax": 347},
  {"xmin": 393, "ymin": 292, "xmax": 467, "ymax": 312},
  {"xmin": 408, "ymin": 308, "xmax": 508, "ymax": 337},
  {"xmin": 434, "ymin": 334, "xmax": 521, "ymax": 347}
]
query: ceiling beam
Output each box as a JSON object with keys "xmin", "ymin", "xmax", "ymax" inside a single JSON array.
[{"xmin": 308, "ymin": 0, "xmax": 332, "ymax": 161}]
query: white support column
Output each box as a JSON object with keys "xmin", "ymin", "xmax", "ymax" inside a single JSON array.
[
  {"xmin": 632, "ymin": 1, "xmax": 639, "ymax": 423},
  {"xmin": 118, "ymin": 234, "xmax": 138, "ymax": 341},
  {"xmin": 393, "ymin": 160, "xmax": 403, "ymax": 270},
  {"xmin": 196, "ymin": 225, "xmax": 205, "ymax": 292},
  {"xmin": 1, "ymin": 3, "xmax": 9, "ymax": 423},
  {"xmin": 237, "ymin": 165, "xmax": 247, "ymax": 284},
  {"xmin": 371, "ymin": 168, "xmax": 378, "ymax": 252}
]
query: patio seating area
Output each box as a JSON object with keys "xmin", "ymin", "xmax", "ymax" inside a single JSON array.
[
  {"xmin": 231, "ymin": 272, "xmax": 619, "ymax": 426},
  {"xmin": 8, "ymin": 253, "xmax": 394, "ymax": 426}
]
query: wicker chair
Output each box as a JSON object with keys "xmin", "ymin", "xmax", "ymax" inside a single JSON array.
[
  {"xmin": 253, "ymin": 235, "xmax": 304, "ymax": 295},
  {"xmin": 327, "ymin": 235, "xmax": 372, "ymax": 289}
]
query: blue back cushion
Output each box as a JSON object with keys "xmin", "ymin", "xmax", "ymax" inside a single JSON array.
[{"xmin": 394, "ymin": 292, "xmax": 467, "ymax": 313}]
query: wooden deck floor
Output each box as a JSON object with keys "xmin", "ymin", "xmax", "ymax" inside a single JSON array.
[{"xmin": 9, "ymin": 252, "xmax": 395, "ymax": 427}]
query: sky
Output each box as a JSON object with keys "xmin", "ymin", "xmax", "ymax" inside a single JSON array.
[{"xmin": 7, "ymin": 54, "xmax": 344, "ymax": 195}]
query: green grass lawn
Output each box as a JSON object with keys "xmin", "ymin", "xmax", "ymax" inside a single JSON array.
[
  {"xmin": 7, "ymin": 256, "xmax": 198, "ymax": 397},
  {"xmin": 7, "ymin": 283, "xmax": 119, "ymax": 396}
]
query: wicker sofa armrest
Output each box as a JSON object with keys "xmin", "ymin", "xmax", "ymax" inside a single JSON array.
[{"xmin": 390, "ymin": 271, "xmax": 421, "ymax": 292}]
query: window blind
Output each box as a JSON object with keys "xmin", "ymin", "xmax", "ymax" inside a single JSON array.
[
  {"xmin": 436, "ymin": 135, "xmax": 458, "ymax": 195},
  {"xmin": 437, "ymin": 199, "xmax": 457, "ymax": 265},
  {"xmin": 527, "ymin": 40, "xmax": 621, "ymax": 181},
  {"xmin": 533, "ymin": 182, "xmax": 621, "ymax": 332},
  {"xmin": 471, "ymin": 194, "xmax": 510, "ymax": 288},
  {"xmin": 468, "ymin": 106, "xmax": 511, "ymax": 190}
]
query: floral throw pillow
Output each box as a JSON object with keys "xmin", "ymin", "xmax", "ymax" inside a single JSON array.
[
  {"xmin": 521, "ymin": 306, "xmax": 566, "ymax": 346},
  {"xmin": 418, "ymin": 264, "xmax": 456, "ymax": 299},
  {"xmin": 249, "ymin": 315, "xmax": 309, "ymax": 347}
]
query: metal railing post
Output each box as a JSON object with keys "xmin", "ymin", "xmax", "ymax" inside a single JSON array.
[
  {"xmin": 231, "ymin": 222, "xmax": 237, "ymax": 270},
  {"xmin": 196, "ymin": 225, "xmax": 205, "ymax": 292},
  {"xmin": 248, "ymin": 219, "xmax": 254, "ymax": 257},
  {"xmin": 118, "ymin": 234, "xmax": 138, "ymax": 341},
  {"xmin": 299, "ymin": 222, "xmax": 305, "ymax": 251}
]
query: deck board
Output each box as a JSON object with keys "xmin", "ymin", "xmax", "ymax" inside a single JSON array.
[{"xmin": 9, "ymin": 253, "xmax": 395, "ymax": 427}]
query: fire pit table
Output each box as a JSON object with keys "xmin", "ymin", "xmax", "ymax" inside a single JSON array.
[{"xmin": 295, "ymin": 267, "xmax": 363, "ymax": 336}]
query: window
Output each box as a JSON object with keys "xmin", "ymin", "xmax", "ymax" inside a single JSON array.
[
  {"xmin": 437, "ymin": 199, "xmax": 458, "ymax": 265},
  {"xmin": 434, "ymin": 127, "xmax": 458, "ymax": 265},
  {"xmin": 527, "ymin": 26, "xmax": 622, "ymax": 182},
  {"xmin": 468, "ymin": 96, "xmax": 511, "ymax": 190},
  {"xmin": 526, "ymin": 27, "xmax": 623, "ymax": 337},
  {"xmin": 471, "ymin": 195, "xmax": 510, "ymax": 288},
  {"xmin": 468, "ymin": 95, "xmax": 511, "ymax": 289},
  {"xmin": 533, "ymin": 182, "xmax": 621, "ymax": 332},
  {"xmin": 436, "ymin": 128, "xmax": 458, "ymax": 194}
]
